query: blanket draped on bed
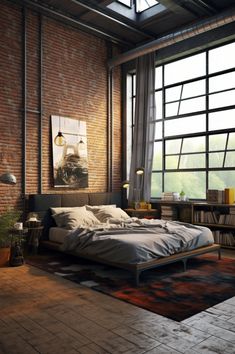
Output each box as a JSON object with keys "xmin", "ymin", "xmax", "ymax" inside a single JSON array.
[{"xmin": 61, "ymin": 218, "xmax": 214, "ymax": 264}]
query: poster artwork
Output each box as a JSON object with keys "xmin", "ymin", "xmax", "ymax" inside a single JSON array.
[{"xmin": 51, "ymin": 115, "xmax": 88, "ymax": 188}]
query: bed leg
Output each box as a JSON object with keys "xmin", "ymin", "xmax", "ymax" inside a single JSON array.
[
  {"xmin": 135, "ymin": 271, "xmax": 140, "ymax": 286},
  {"xmin": 182, "ymin": 259, "xmax": 187, "ymax": 272},
  {"xmin": 218, "ymin": 248, "xmax": 221, "ymax": 260}
]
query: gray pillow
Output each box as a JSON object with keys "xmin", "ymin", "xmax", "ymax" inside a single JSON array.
[
  {"xmin": 91, "ymin": 207, "xmax": 130, "ymax": 223},
  {"xmin": 52, "ymin": 207, "xmax": 100, "ymax": 229}
]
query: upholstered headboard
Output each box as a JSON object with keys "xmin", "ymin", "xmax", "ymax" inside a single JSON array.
[{"xmin": 28, "ymin": 192, "xmax": 122, "ymax": 240}]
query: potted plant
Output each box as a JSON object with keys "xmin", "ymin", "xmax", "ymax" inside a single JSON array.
[
  {"xmin": 0, "ymin": 209, "xmax": 22, "ymax": 266},
  {"xmin": 180, "ymin": 190, "xmax": 186, "ymax": 201}
]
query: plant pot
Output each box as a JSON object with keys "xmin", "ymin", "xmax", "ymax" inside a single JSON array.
[{"xmin": 0, "ymin": 247, "xmax": 10, "ymax": 267}]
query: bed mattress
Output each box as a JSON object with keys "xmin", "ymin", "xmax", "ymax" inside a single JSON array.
[{"xmin": 58, "ymin": 218, "xmax": 214, "ymax": 265}]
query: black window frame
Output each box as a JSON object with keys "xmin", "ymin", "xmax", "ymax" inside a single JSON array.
[{"xmin": 126, "ymin": 40, "xmax": 235, "ymax": 200}]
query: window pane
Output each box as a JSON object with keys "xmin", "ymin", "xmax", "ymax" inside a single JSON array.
[
  {"xmin": 117, "ymin": 0, "xmax": 131, "ymax": 7},
  {"xmin": 182, "ymin": 136, "xmax": 205, "ymax": 153},
  {"xmin": 209, "ymin": 42, "xmax": 235, "ymax": 74},
  {"xmin": 166, "ymin": 97, "xmax": 205, "ymax": 117},
  {"xmin": 165, "ymin": 102, "xmax": 179, "ymax": 117},
  {"xmin": 180, "ymin": 154, "xmax": 205, "ymax": 169},
  {"xmin": 153, "ymin": 142, "xmax": 162, "ymax": 170},
  {"xmin": 133, "ymin": 75, "xmax": 136, "ymax": 95},
  {"xmin": 166, "ymin": 139, "xmax": 181, "ymax": 154},
  {"xmin": 182, "ymin": 79, "xmax": 205, "ymax": 99},
  {"xmin": 155, "ymin": 66, "xmax": 163, "ymax": 89},
  {"xmin": 156, "ymin": 91, "xmax": 163, "ymax": 119},
  {"xmin": 209, "ymin": 109, "xmax": 235, "ymax": 131},
  {"xmin": 227, "ymin": 133, "xmax": 235, "ymax": 149},
  {"xmin": 225, "ymin": 151, "xmax": 235, "ymax": 167},
  {"xmin": 209, "ymin": 134, "xmax": 227, "ymax": 151},
  {"xmin": 165, "ymin": 80, "xmax": 205, "ymax": 103},
  {"xmin": 165, "ymin": 114, "xmax": 206, "ymax": 137},
  {"xmin": 209, "ymin": 90, "xmax": 235, "ymax": 109},
  {"xmin": 209, "ymin": 152, "xmax": 224, "ymax": 168},
  {"xmin": 151, "ymin": 172, "xmax": 162, "ymax": 198},
  {"xmin": 136, "ymin": 0, "xmax": 159, "ymax": 13},
  {"xmin": 165, "ymin": 86, "xmax": 182, "ymax": 103},
  {"xmin": 209, "ymin": 71, "xmax": 235, "ymax": 93},
  {"xmin": 165, "ymin": 172, "xmax": 206, "ymax": 199},
  {"xmin": 209, "ymin": 170, "xmax": 235, "ymax": 190},
  {"xmin": 166, "ymin": 155, "xmax": 178, "ymax": 169},
  {"xmin": 179, "ymin": 96, "xmax": 205, "ymax": 115},
  {"xmin": 165, "ymin": 53, "xmax": 206, "ymax": 85},
  {"xmin": 155, "ymin": 122, "xmax": 162, "ymax": 139}
]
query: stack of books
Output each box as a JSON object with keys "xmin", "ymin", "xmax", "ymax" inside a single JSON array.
[
  {"xmin": 161, "ymin": 192, "xmax": 179, "ymax": 201},
  {"xmin": 206, "ymin": 190, "xmax": 224, "ymax": 203},
  {"xmin": 161, "ymin": 206, "xmax": 178, "ymax": 221}
]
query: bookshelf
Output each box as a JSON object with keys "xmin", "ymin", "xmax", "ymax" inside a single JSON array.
[
  {"xmin": 192, "ymin": 203, "xmax": 235, "ymax": 249},
  {"xmin": 153, "ymin": 200, "xmax": 235, "ymax": 249}
]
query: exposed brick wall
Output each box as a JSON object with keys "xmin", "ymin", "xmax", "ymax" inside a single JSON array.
[{"xmin": 0, "ymin": 1, "xmax": 122, "ymax": 213}]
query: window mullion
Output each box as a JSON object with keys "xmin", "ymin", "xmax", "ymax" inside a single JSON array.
[{"xmin": 223, "ymin": 133, "xmax": 229, "ymax": 168}]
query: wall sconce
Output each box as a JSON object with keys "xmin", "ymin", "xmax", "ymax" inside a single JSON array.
[
  {"xmin": 122, "ymin": 180, "xmax": 130, "ymax": 189},
  {"xmin": 0, "ymin": 173, "xmax": 17, "ymax": 185},
  {"xmin": 135, "ymin": 167, "xmax": 144, "ymax": 175},
  {"xmin": 54, "ymin": 116, "xmax": 66, "ymax": 146}
]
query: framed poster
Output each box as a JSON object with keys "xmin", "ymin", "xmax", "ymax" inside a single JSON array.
[{"xmin": 51, "ymin": 115, "xmax": 88, "ymax": 188}]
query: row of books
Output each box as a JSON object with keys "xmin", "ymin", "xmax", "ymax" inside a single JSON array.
[
  {"xmin": 194, "ymin": 210, "xmax": 235, "ymax": 225},
  {"xmin": 207, "ymin": 188, "xmax": 235, "ymax": 204},
  {"xmin": 161, "ymin": 206, "xmax": 178, "ymax": 221},
  {"xmin": 212, "ymin": 231, "xmax": 235, "ymax": 246}
]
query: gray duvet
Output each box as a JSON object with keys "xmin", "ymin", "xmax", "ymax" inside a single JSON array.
[{"xmin": 61, "ymin": 218, "xmax": 214, "ymax": 264}]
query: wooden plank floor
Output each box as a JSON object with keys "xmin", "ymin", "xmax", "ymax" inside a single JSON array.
[{"xmin": 0, "ymin": 251, "xmax": 234, "ymax": 354}]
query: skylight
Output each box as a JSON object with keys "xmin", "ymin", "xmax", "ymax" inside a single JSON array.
[{"xmin": 117, "ymin": 0, "xmax": 159, "ymax": 13}]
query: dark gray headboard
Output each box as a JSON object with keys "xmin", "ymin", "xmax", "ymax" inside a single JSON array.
[{"xmin": 28, "ymin": 192, "xmax": 122, "ymax": 240}]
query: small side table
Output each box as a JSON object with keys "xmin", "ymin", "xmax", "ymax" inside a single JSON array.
[
  {"xmin": 27, "ymin": 226, "xmax": 44, "ymax": 254},
  {"xmin": 124, "ymin": 208, "xmax": 158, "ymax": 219},
  {"xmin": 9, "ymin": 228, "xmax": 28, "ymax": 267}
]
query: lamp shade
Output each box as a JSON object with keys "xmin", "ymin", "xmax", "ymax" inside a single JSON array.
[{"xmin": 0, "ymin": 173, "xmax": 17, "ymax": 185}]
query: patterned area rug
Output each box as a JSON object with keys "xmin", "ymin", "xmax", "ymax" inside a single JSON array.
[{"xmin": 26, "ymin": 251, "xmax": 235, "ymax": 321}]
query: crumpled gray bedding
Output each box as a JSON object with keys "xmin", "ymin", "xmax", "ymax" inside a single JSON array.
[{"xmin": 61, "ymin": 218, "xmax": 214, "ymax": 264}]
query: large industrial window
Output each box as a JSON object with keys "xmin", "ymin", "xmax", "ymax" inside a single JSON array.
[{"xmin": 126, "ymin": 41, "xmax": 235, "ymax": 199}]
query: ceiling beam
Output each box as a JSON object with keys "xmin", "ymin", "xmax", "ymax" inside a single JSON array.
[
  {"xmin": 190, "ymin": 0, "xmax": 218, "ymax": 15},
  {"xmin": 171, "ymin": 0, "xmax": 217, "ymax": 17},
  {"xmin": 70, "ymin": 0, "xmax": 155, "ymax": 40},
  {"xmin": 108, "ymin": 6, "xmax": 235, "ymax": 67},
  {"xmin": 9, "ymin": 0, "xmax": 132, "ymax": 46}
]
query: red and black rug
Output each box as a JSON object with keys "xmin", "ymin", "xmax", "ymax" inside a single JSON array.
[{"xmin": 26, "ymin": 251, "xmax": 235, "ymax": 322}]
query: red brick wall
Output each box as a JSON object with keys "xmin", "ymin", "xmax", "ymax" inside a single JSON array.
[{"xmin": 0, "ymin": 1, "xmax": 122, "ymax": 213}]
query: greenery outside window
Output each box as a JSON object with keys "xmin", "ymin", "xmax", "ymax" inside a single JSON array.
[{"xmin": 126, "ymin": 41, "xmax": 235, "ymax": 199}]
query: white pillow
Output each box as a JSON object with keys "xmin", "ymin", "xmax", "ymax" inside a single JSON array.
[
  {"xmin": 51, "ymin": 206, "xmax": 83, "ymax": 215},
  {"xmin": 52, "ymin": 207, "xmax": 100, "ymax": 229},
  {"xmin": 85, "ymin": 204, "xmax": 116, "ymax": 211},
  {"xmin": 91, "ymin": 207, "xmax": 130, "ymax": 223}
]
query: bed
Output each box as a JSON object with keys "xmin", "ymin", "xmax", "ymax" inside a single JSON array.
[{"xmin": 28, "ymin": 193, "xmax": 221, "ymax": 285}]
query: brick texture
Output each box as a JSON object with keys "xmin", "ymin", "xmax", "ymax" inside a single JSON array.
[{"xmin": 0, "ymin": 1, "xmax": 122, "ymax": 213}]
